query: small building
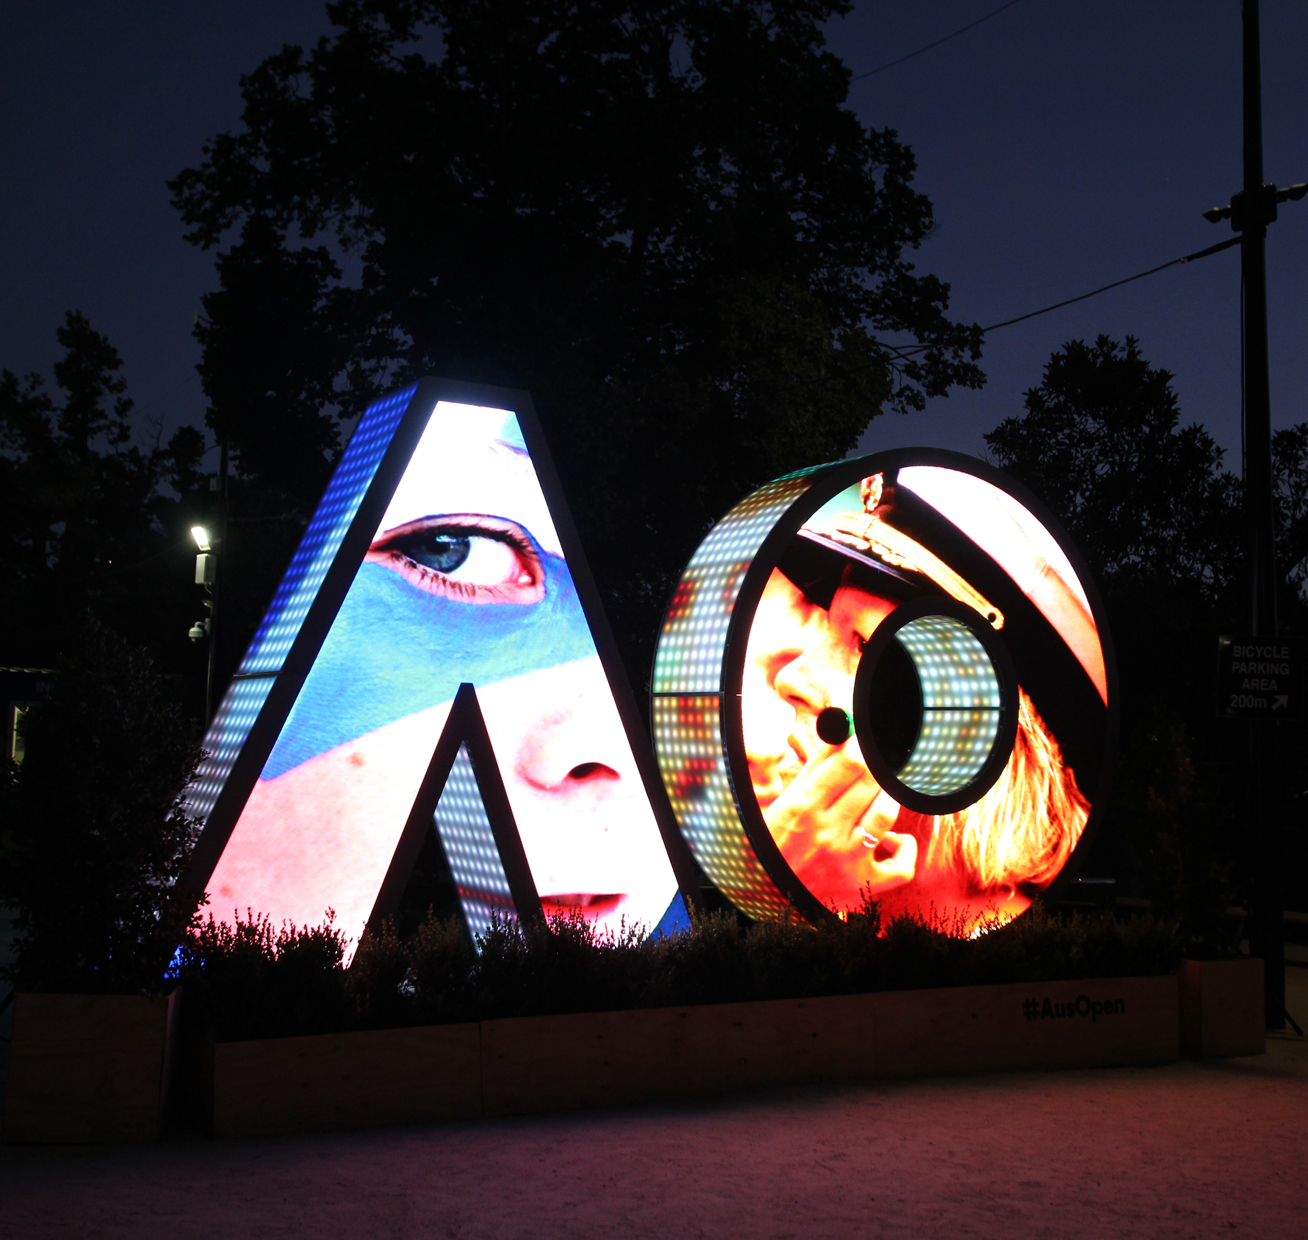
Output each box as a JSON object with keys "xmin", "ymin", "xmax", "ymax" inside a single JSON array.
[{"xmin": 1, "ymin": 667, "xmax": 57, "ymax": 766}]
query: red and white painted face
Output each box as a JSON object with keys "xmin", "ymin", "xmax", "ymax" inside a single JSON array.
[
  {"xmin": 735, "ymin": 467, "xmax": 1103, "ymax": 926},
  {"xmin": 743, "ymin": 567, "xmax": 913, "ymax": 915}
]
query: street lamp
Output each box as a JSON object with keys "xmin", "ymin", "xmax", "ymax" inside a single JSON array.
[{"xmin": 188, "ymin": 518, "xmax": 220, "ymax": 722}]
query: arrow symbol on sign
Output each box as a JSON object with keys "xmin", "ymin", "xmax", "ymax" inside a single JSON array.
[{"xmin": 1273, "ymin": 695, "xmax": 1289, "ymax": 710}]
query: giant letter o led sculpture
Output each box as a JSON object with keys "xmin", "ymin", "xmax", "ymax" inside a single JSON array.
[{"xmin": 652, "ymin": 451, "xmax": 1113, "ymax": 931}]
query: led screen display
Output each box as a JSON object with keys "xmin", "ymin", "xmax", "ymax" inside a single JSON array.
[
  {"xmin": 653, "ymin": 451, "xmax": 1112, "ymax": 933},
  {"xmin": 186, "ymin": 385, "xmax": 419, "ymax": 828},
  {"xmin": 191, "ymin": 388, "xmax": 685, "ymax": 954}
]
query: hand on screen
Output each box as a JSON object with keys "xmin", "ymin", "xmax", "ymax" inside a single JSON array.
[
  {"xmin": 853, "ymin": 823, "xmax": 918, "ymax": 894},
  {"xmin": 764, "ymin": 742, "xmax": 915, "ymax": 905}
]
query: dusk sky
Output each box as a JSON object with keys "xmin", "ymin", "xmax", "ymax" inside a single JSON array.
[{"xmin": 3, "ymin": 1, "xmax": 1305, "ymax": 475}]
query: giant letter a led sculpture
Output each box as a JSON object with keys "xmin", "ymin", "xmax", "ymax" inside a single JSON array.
[{"xmin": 182, "ymin": 381, "xmax": 695, "ymax": 957}]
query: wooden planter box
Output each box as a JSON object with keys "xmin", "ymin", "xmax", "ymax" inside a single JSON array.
[
  {"xmin": 202, "ymin": 974, "xmax": 1178, "ymax": 1138},
  {"xmin": 2, "ymin": 991, "xmax": 178, "ymax": 1143},
  {"xmin": 203, "ymin": 1022, "xmax": 482, "ymax": 1138},
  {"xmin": 1179, "ymin": 957, "xmax": 1265, "ymax": 1057}
]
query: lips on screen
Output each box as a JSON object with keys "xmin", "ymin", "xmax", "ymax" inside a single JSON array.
[{"xmin": 202, "ymin": 402, "xmax": 680, "ymax": 945}]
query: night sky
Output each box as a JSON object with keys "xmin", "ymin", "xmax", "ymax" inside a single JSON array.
[{"xmin": 3, "ymin": 1, "xmax": 1305, "ymax": 474}]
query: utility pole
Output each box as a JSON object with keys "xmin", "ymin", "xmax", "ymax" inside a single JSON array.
[
  {"xmin": 1240, "ymin": 0, "xmax": 1281, "ymax": 1036},
  {"xmin": 1203, "ymin": 0, "xmax": 1307, "ymax": 1030}
]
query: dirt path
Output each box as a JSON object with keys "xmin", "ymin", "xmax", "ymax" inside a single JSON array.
[{"xmin": 3, "ymin": 970, "xmax": 1306, "ymax": 1240}]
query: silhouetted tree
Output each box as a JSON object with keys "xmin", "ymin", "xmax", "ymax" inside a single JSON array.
[
  {"xmin": 170, "ymin": 0, "xmax": 984, "ymax": 680},
  {"xmin": 0, "ymin": 313, "xmax": 208, "ymax": 670},
  {"xmin": 986, "ymin": 334, "xmax": 1308, "ymax": 929},
  {"xmin": 0, "ymin": 617, "xmax": 204, "ymax": 993},
  {"xmin": 986, "ymin": 335, "xmax": 1241, "ymax": 596}
]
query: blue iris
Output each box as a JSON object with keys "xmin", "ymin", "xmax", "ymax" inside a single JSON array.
[{"xmin": 260, "ymin": 546, "xmax": 595, "ymax": 780}]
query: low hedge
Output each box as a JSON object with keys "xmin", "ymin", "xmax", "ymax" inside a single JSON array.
[{"xmin": 175, "ymin": 899, "xmax": 1184, "ymax": 1044}]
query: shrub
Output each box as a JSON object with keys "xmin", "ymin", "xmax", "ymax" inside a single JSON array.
[
  {"xmin": 178, "ymin": 912, "xmax": 350, "ymax": 1041},
  {"xmin": 177, "ymin": 895, "xmax": 1185, "ymax": 1043},
  {"xmin": 0, "ymin": 617, "xmax": 204, "ymax": 995}
]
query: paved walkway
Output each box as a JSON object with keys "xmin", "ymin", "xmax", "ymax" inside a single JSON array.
[{"xmin": 3, "ymin": 970, "xmax": 1306, "ymax": 1240}]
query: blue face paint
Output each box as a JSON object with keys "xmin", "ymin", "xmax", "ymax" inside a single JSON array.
[
  {"xmin": 495, "ymin": 415, "xmax": 528, "ymax": 454},
  {"xmin": 260, "ymin": 544, "xmax": 595, "ymax": 780}
]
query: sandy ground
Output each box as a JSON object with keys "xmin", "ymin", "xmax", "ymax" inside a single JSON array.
[{"xmin": 2, "ymin": 970, "xmax": 1306, "ymax": 1240}]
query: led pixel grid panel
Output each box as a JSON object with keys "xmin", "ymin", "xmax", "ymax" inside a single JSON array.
[
  {"xmin": 651, "ymin": 467, "xmax": 827, "ymax": 695},
  {"xmin": 883, "ymin": 613, "xmax": 1006, "ymax": 798},
  {"xmin": 186, "ymin": 385, "xmax": 417, "ymax": 824},
  {"xmin": 652, "ymin": 451, "xmax": 1112, "ymax": 933},
  {"xmin": 198, "ymin": 394, "xmax": 681, "ymax": 951},
  {"xmin": 652, "ymin": 695, "xmax": 792, "ymax": 921},
  {"xmin": 435, "ymin": 744, "xmax": 520, "ymax": 942}
]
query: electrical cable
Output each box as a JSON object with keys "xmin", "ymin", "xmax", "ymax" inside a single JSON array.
[
  {"xmin": 878, "ymin": 235, "xmax": 1244, "ymax": 363},
  {"xmin": 851, "ymin": 0, "xmax": 1023, "ymax": 82},
  {"xmin": 975, "ymin": 235, "xmax": 1243, "ymax": 336}
]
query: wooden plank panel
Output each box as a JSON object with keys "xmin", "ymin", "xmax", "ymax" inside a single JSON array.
[
  {"xmin": 483, "ymin": 993, "xmax": 880, "ymax": 1116},
  {"xmin": 211, "ymin": 1022, "xmax": 482, "ymax": 1137},
  {"xmin": 872, "ymin": 976, "xmax": 1179, "ymax": 1078},
  {"xmin": 674, "ymin": 993, "xmax": 885, "ymax": 1092},
  {"xmin": 2, "ymin": 993, "xmax": 171, "ymax": 1143},
  {"xmin": 481, "ymin": 1005, "xmax": 692, "ymax": 1114},
  {"xmin": 200, "ymin": 976, "xmax": 1181, "ymax": 1135},
  {"xmin": 1180, "ymin": 959, "xmax": 1265, "ymax": 1058}
]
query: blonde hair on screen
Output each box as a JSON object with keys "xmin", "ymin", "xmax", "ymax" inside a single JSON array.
[{"xmin": 924, "ymin": 689, "xmax": 1089, "ymax": 895}]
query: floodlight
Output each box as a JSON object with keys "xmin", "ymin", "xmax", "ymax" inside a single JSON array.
[{"xmin": 191, "ymin": 526, "xmax": 212, "ymax": 553}]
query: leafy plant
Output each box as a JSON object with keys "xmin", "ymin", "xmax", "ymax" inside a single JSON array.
[
  {"xmin": 0, "ymin": 617, "xmax": 205, "ymax": 994},
  {"xmin": 169, "ymin": 0, "xmax": 985, "ymax": 683},
  {"xmin": 178, "ymin": 898, "xmax": 1185, "ymax": 1043},
  {"xmin": 985, "ymin": 333, "xmax": 1308, "ymax": 921},
  {"xmin": 0, "ymin": 312, "xmax": 210, "ymax": 671},
  {"xmin": 177, "ymin": 912, "xmax": 350, "ymax": 1041}
]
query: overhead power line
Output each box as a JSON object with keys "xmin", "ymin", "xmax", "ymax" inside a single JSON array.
[
  {"xmin": 851, "ymin": 0, "xmax": 1023, "ymax": 82},
  {"xmin": 977, "ymin": 235, "xmax": 1243, "ymax": 335},
  {"xmin": 884, "ymin": 235, "xmax": 1243, "ymax": 360}
]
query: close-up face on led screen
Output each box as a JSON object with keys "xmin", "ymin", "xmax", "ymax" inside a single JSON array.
[
  {"xmin": 653, "ymin": 455, "xmax": 1111, "ymax": 933},
  {"xmin": 204, "ymin": 401, "xmax": 680, "ymax": 949}
]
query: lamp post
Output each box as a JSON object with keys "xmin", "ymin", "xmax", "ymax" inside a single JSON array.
[
  {"xmin": 189, "ymin": 442, "xmax": 228, "ymax": 727},
  {"xmin": 189, "ymin": 522, "xmax": 218, "ymax": 726}
]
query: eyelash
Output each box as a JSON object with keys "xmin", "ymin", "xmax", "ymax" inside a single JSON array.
[{"xmin": 367, "ymin": 515, "xmax": 544, "ymax": 604}]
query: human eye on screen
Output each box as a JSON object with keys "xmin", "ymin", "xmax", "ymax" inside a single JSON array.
[{"xmin": 366, "ymin": 514, "xmax": 544, "ymax": 604}]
